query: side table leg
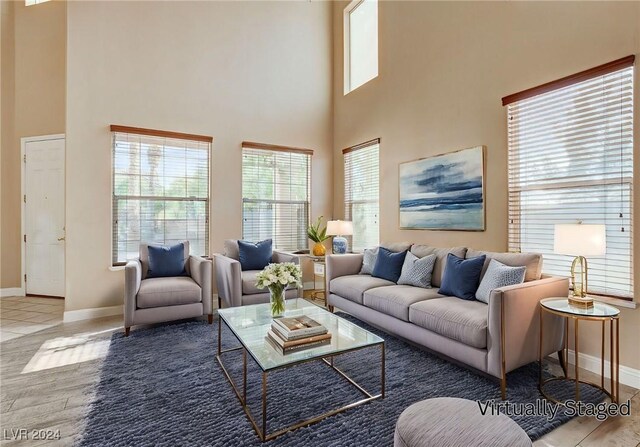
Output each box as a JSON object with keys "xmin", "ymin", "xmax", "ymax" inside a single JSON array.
[
  {"xmin": 217, "ymin": 315, "xmax": 222, "ymax": 356},
  {"xmin": 575, "ymin": 318, "xmax": 580, "ymax": 401},
  {"xmin": 615, "ymin": 318, "xmax": 620, "ymax": 403},
  {"xmin": 601, "ymin": 320, "xmax": 605, "ymax": 390},
  {"xmin": 538, "ymin": 305, "xmax": 543, "ymax": 386},
  {"xmin": 381, "ymin": 343, "xmax": 386, "ymax": 398},
  {"xmin": 610, "ymin": 319, "xmax": 614, "ymax": 402}
]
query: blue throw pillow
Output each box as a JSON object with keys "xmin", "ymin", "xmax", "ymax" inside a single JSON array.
[
  {"xmin": 147, "ymin": 243, "xmax": 187, "ymax": 278},
  {"xmin": 238, "ymin": 239, "xmax": 273, "ymax": 271},
  {"xmin": 439, "ymin": 253, "xmax": 487, "ymax": 300},
  {"xmin": 371, "ymin": 247, "xmax": 407, "ymax": 283}
]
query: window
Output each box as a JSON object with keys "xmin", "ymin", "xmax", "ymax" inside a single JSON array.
[
  {"xmin": 25, "ymin": 0, "xmax": 50, "ymax": 5},
  {"xmin": 344, "ymin": 139, "xmax": 380, "ymax": 252},
  {"xmin": 505, "ymin": 57, "xmax": 634, "ymax": 298},
  {"xmin": 242, "ymin": 142, "xmax": 312, "ymax": 252},
  {"xmin": 344, "ymin": 0, "xmax": 378, "ymax": 94},
  {"xmin": 111, "ymin": 125, "xmax": 211, "ymax": 265}
]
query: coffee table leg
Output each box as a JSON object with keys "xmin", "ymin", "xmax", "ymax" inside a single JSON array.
[
  {"xmin": 217, "ymin": 315, "xmax": 222, "ymax": 356},
  {"xmin": 381, "ymin": 343, "xmax": 385, "ymax": 398},
  {"xmin": 243, "ymin": 348, "xmax": 247, "ymax": 405},
  {"xmin": 262, "ymin": 372, "xmax": 268, "ymax": 441}
]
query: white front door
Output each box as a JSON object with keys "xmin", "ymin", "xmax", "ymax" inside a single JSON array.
[{"xmin": 24, "ymin": 137, "xmax": 65, "ymax": 297}]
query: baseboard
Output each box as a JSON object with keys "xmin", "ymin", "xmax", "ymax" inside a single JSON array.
[
  {"xmin": 63, "ymin": 305, "xmax": 123, "ymax": 323},
  {"xmin": 0, "ymin": 288, "xmax": 25, "ymax": 298},
  {"xmin": 567, "ymin": 349, "xmax": 640, "ymax": 390},
  {"xmin": 303, "ymin": 281, "xmax": 319, "ymax": 291}
]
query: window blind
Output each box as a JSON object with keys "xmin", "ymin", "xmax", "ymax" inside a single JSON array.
[
  {"xmin": 112, "ymin": 131, "xmax": 210, "ymax": 265},
  {"xmin": 242, "ymin": 145, "xmax": 311, "ymax": 252},
  {"xmin": 344, "ymin": 140, "xmax": 380, "ymax": 252},
  {"xmin": 507, "ymin": 65, "xmax": 634, "ymax": 298}
]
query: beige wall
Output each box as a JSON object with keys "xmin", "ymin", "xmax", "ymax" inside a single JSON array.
[
  {"xmin": 1, "ymin": 0, "xmax": 16, "ymax": 289},
  {"xmin": 332, "ymin": 1, "xmax": 640, "ymax": 370},
  {"xmin": 0, "ymin": 0, "xmax": 66, "ymax": 289},
  {"xmin": 65, "ymin": 1, "xmax": 333, "ymax": 311}
]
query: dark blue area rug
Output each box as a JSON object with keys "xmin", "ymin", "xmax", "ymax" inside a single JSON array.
[{"xmin": 78, "ymin": 313, "xmax": 603, "ymax": 446}]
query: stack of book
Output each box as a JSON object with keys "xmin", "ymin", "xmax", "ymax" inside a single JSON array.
[{"xmin": 266, "ymin": 316, "xmax": 331, "ymax": 354}]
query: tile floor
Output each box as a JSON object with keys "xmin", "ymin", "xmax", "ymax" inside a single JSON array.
[{"xmin": 0, "ymin": 295, "xmax": 638, "ymax": 446}]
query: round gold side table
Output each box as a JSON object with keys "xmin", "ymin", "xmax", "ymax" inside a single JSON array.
[{"xmin": 539, "ymin": 297, "xmax": 620, "ymax": 405}]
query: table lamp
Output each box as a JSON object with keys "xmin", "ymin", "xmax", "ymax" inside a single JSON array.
[
  {"xmin": 554, "ymin": 223, "xmax": 606, "ymax": 308},
  {"xmin": 326, "ymin": 220, "xmax": 353, "ymax": 254}
]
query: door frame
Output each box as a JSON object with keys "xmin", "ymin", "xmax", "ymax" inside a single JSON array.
[{"xmin": 21, "ymin": 134, "xmax": 66, "ymax": 297}]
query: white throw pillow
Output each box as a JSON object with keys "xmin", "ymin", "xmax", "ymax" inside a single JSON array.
[
  {"xmin": 475, "ymin": 259, "xmax": 526, "ymax": 303},
  {"xmin": 397, "ymin": 252, "xmax": 436, "ymax": 288},
  {"xmin": 360, "ymin": 247, "xmax": 379, "ymax": 275}
]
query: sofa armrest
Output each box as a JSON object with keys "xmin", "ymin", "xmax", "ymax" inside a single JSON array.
[
  {"xmin": 124, "ymin": 259, "xmax": 142, "ymax": 327},
  {"xmin": 325, "ymin": 254, "xmax": 364, "ymax": 291},
  {"xmin": 213, "ymin": 254, "xmax": 242, "ymax": 308},
  {"xmin": 487, "ymin": 276, "xmax": 569, "ymax": 378},
  {"xmin": 272, "ymin": 250, "xmax": 300, "ymax": 265},
  {"xmin": 190, "ymin": 255, "xmax": 212, "ymax": 315}
]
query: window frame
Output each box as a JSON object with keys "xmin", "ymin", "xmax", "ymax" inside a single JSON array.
[
  {"xmin": 110, "ymin": 125, "xmax": 212, "ymax": 266},
  {"xmin": 241, "ymin": 141, "xmax": 313, "ymax": 252},
  {"xmin": 343, "ymin": 138, "xmax": 380, "ymax": 252},
  {"xmin": 343, "ymin": 0, "xmax": 379, "ymax": 95},
  {"xmin": 503, "ymin": 57, "xmax": 635, "ymax": 300}
]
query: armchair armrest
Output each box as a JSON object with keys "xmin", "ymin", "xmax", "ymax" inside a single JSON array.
[
  {"xmin": 124, "ymin": 259, "xmax": 142, "ymax": 327},
  {"xmin": 190, "ymin": 255, "xmax": 212, "ymax": 315},
  {"xmin": 213, "ymin": 253, "xmax": 242, "ymax": 308},
  {"xmin": 272, "ymin": 250, "xmax": 300, "ymax": 264},
  {"xmin": 325, "ymin": 254, "xmax": 364, "ymax": 292},
  {"xmin": 487, "ymin": 275, "xmax": 569, "ymax": 378}
]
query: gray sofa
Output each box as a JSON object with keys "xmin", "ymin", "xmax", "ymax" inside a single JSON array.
[
  {"xmin": 326, "ymin": 244, "xmax": 568, "ymax": 399},
  {"xmin": 124, "ymin": 241, "xmax": 213, "ymax": 336},
  {"xmin": 213, "ymin": 239, "xmax": 300, "ymax": 308}
]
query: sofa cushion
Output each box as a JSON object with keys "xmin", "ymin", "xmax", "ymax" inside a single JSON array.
[
  {"xmin": 475, "ymin": 259, "xmax": 526, "ymax": 304},
  {"xmin": 241, "ymin": 270, "xmax": 264, "ymax": 295},
  {"xmin": 372, "ymin": 248, "xmax": 407, "ymax": 283},
  {"xmin": 238, "ymin": 239, "xmax": 272, "ymax": 271},
  {"xmin": 137, "ymin": 276, "xmax": 202, "ymax": 309},
  {"xmin": 140, "ymin": 240, "xmax": 190, "ymax": 280},
  {"xmin": 364, "ymin": 285, "xmax": 444, "ymax": 321},
  {"xmin": 466, "ymin": 249, "xmax": 542, "ymax": 282},
  {"xmin": 410, "ymin": 246, "xmax": 467, "ymax": 287},
  {"xmin": 330, "ymin": 274, "xmax": 395, "ymax": 304},
  {"xmin": 409, "ymin": 297, "xmax": 488, "ymax": 348},
  {"xmin": 398, "ymin": 252, "xmax": 437, "ymax": 288},
  {"xmin": 439, "ymin": 254, "xmax": 486, "ymax": 300}
]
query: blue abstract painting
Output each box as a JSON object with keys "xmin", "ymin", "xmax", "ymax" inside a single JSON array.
[{"xmin": 399, "ymin": 146, "xmax": 485, "ymax": 230}]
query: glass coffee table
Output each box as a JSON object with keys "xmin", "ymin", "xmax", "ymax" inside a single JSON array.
[{"xmin": 216, "ymin": 298, "xmax": 385, "ymax": 442}]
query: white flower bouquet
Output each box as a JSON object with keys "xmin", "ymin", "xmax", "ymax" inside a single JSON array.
[{"xmin": 255, "ymin": 262, "xmax": 302, "ymax": 317}]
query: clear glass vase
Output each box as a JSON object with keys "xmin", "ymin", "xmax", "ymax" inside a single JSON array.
[{"xmin": 270, "ymin": 287, "xmax": 286, "ymax": 318}]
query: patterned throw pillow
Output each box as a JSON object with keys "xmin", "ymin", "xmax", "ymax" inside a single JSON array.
[
  {"xmin": 397, "ymin": 252, "xmax": 436, "ymax": 288},
  {"xmin": 360, "ymin": 247, "xmax": 379, "ymax": 275},
  {"xmin": 475, "ymin": 259, "xmax": 526, "ymax": 304}
]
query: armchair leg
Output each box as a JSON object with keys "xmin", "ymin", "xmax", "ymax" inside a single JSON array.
[
  {"xmin": 125, "ymin": 327, "xmax": 130, "ymax": 337},
  {"xmin": 328, "ymin": 305, "xmax": 335, "ymax": 313},
  {"xmin": 208, "ymin": 314, "xmax": 213, "ymax": 324}
]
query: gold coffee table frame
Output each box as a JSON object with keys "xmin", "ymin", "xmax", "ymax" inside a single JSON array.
[
  {"xmin": 216, "ymin": 312, "xmax": 385, "ymax": 442},
  {"xmin": 538, "ymin": 298, "xmax": 620, "ymax": 405}
]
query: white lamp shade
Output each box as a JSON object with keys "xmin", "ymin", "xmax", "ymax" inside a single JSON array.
[
  {"xmin": 554, "ymin": 224, "xmax": 606, "ymax": 256},
  {"xmin": 326, "ymin": 220, "xmax": 353, "ymax": 236}
]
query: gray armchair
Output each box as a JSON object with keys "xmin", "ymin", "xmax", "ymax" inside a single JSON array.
[
  {"xmin": 124, "ymin": 241, "xmax": 212, "ymax": 336},
  {"xmin": 213, "ymin": 239, "xmax": 300, "ymax": 308}
]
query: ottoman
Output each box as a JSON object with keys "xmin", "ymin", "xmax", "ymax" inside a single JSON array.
[{"xmin": 394, "ymin": 397, "xmax": 532, "ymax": 447}]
